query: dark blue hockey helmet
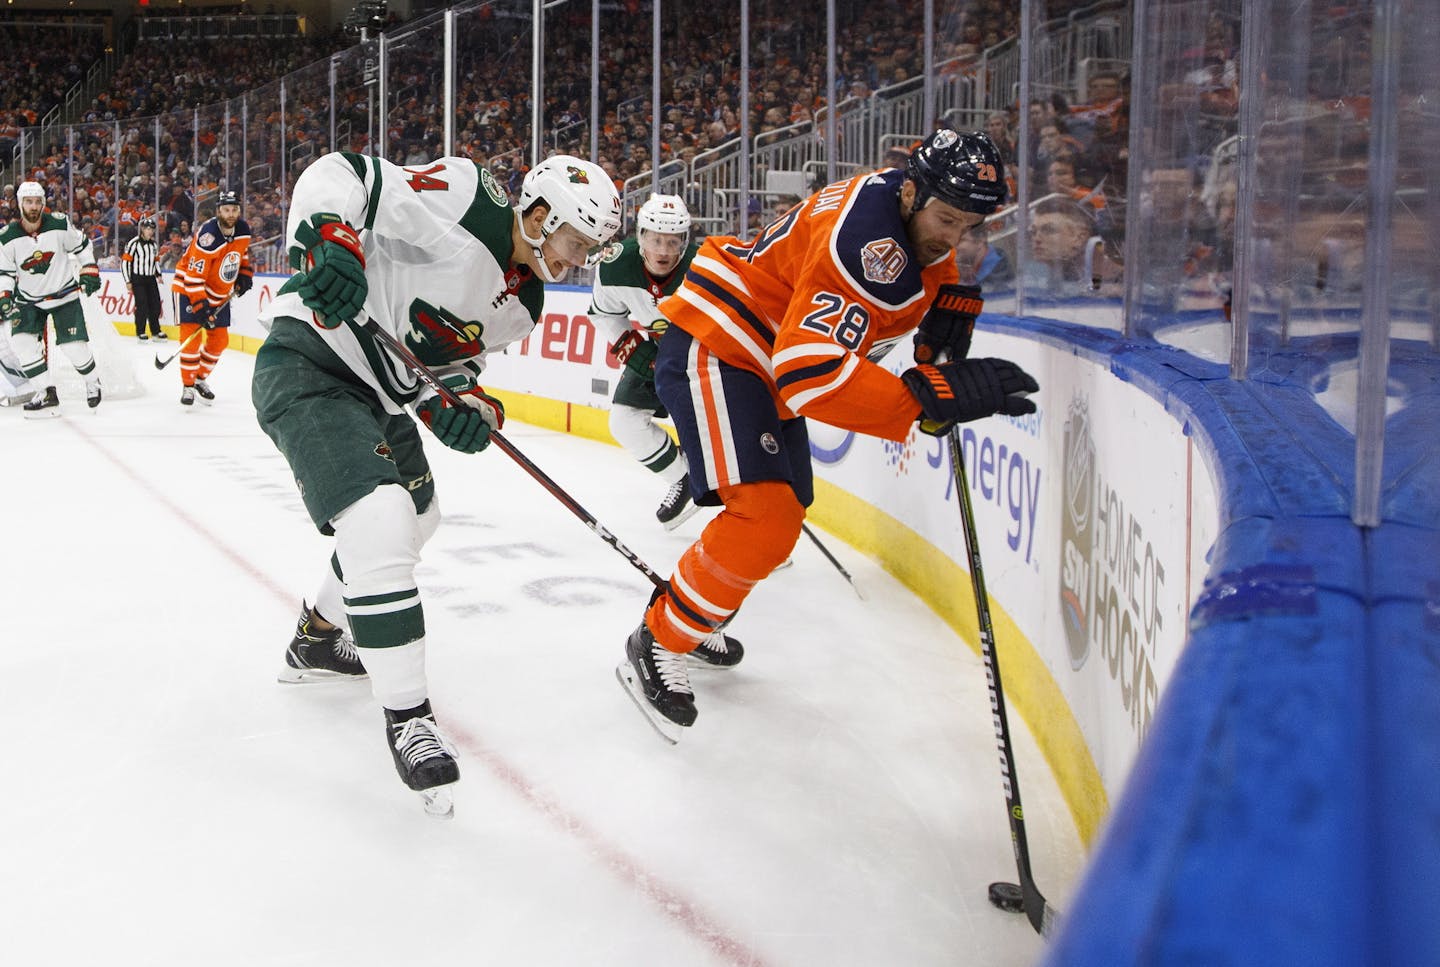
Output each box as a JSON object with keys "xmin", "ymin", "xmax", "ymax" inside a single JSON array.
[
  {"xmin": 216, "ymin": 189, "xmax": 240, "ymax": 208},
  {"xmin": 905, "ymin": 128, "xmax": 1008, "ymax": 216}
]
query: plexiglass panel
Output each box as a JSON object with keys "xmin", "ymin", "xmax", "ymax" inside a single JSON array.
[
  {"xmin": 383, "ymin": 14, "xmax": 447, "ymax": 168},
  {"xmin": 453, "ymin": 0, "xmax": 533, "ymax": 200},
  {"xmin": 1014, "ymin": 0, "xmax": 1130, "ymax": 330}
]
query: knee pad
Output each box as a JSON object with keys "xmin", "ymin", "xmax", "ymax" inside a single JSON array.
[
  {"xmin": 58, "ymin": 339, "xmax": 95, "ymax": 371},
  {"xmin": 10, "ymin": 331, "xmax": 42, "ymax": 371},
  {"xmin": 609, "ymin": 403, "xmax": 664, "ymax": 453},
  {"xmin": 330, "ymin": 484, "xmax": 423, "ymax": 599},
  {"xmin": 707, "ymin": 480, "xmax": 805, "ymax": 578},
  {"xmin": 417, "ymin": 492, "xmax": 441, "ymax": 546}
]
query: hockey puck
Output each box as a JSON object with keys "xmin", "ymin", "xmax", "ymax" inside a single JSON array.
[{"xmin": 988, "ymin": 881, "xmax": 1025, "ymax": 912}]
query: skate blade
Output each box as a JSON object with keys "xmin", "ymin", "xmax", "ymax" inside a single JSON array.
[
  {"xmin": 614, "ymin": 663, "xmax": 684, "ymax": 745},
  {"xmin": 276, "ymin": 666, "xmax": 369, "ymax": 684},
  {"xmin": 420, "ymin": 785, "xmax": 455, "ymax": 820},
  {"xmin": 660, "ymin": 503, "xmax": 701, "ymax": 532},
  {"xmin": 22, "ymin": 410, "xmax": 60, "ymax": 420}
]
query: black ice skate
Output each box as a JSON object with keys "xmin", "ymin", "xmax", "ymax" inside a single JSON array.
[
  {"xmin": 616, "ymin": 622, "xmax": 697, "ymax": 743},
  {"xmin": 194, "ymin": 379, "xmax": 215, "ymax": 403},
  {"xmin": 180, "ymin": 386, "xmax": 195, "ymax": 406},
  {"xmin": 138, "ymin": 332, "xmax": 150, "ymax": 341},
  {"xmin": 154, "ymin": 331, "xmax": 169, "ymax": 341},
  {"xmin": 689, "ymin": 630, "xmax": 744, "ymax": 669},
  {"xmin": 384, "ymin": 700, "xmax": 459, "ymax": 819},
  {"xmin": 86, "ymin": 378, "xmax": 102, "ymax": 409},
  {"xmin": 278, "ymin": 602, "xmax": 367, "ymax": 683},
  {"xmin": 656, "ymin": 473, "xmax": 699, "ymax": 530},
  {"xmin": 22, "ymin": 386, "xmax": 59, "ymax": 419}
]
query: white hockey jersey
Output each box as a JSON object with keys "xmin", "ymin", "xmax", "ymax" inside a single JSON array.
[
  {"xmin": 0, "ymin": 212, "xmax": 95, "ymax": 310},
  {"xmin": 261, "ymin": 152, "xmax": 547, "ymax": 415},
  {"xmin": 587, "ymin": 235, "xmax": 699, "ymax": 345}
]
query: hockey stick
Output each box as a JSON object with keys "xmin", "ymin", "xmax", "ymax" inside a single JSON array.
[
  {"xmin": 154, "ymin": 325, "xmax": 205, "ymax": 370},
  {"xmin": 155, "ymin": 295, "xmax": 233, "ymax": 370},
  {"xmin": 362, "ymin": 319, "xmax": 667, "ymax": 590},
  {"xmin": 948, "ymin": 426, "xmax": 1058, "ymax": 938},
  {"xmin": 800, "ymin": 523, "xmax": 864, "ymax": 599}
]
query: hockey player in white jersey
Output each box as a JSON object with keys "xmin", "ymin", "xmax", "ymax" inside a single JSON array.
[
  {"xmin": 0, "ymin": 181, "xmax": 104, "ymax": 416},
  {"xmin": 589, "ymin": 193, "xmax": 702, "ymax": 528},
  {"xmin": 253, "ymin": 151, "xmax": 621, "ymax": 817}
]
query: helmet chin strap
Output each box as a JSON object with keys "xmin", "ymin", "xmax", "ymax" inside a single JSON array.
[{"xmin": 515, "ymin": 210, "xmax": 565, "ymax": 283}]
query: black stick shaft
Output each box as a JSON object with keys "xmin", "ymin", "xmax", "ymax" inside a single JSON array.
[
  {"xmin": 800, "ymin": 523, "xmax": 863, "ymax": 598},
  {"xmin": 948, "ymin": 426, "xmax": 1056, "ymax": 938},
  {"xmin": 363, "ymin": 319, "xmax": 666, "ymax": 590}
]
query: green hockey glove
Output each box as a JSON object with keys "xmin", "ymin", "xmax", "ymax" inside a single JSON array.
[
  {"xmin": 611, "ymin": 330, "xmax": 659, "ymax": 378},
  {"xmin": 416, "ymin": 374, "xmax": 506, "ymax": 454},
  {"xmin": 78, "ymin": 266, "xmax": 101, "ymax": 296},
  {"xmin": 291, "ymin": 213, "xmax": 366, "ymax": 328},
  {"xmin": 0, "ymin": 292, "xmax": 15, "ymax": 323}
]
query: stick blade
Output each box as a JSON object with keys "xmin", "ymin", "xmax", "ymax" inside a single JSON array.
[{"xmin": 988, "ymin": 881, "xmax": 1025, "ymax": 913}]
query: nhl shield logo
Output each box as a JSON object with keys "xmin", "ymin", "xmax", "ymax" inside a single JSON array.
[{"xmin": 860, "ymin": 238, "xmax": 907, "ymax": 284}]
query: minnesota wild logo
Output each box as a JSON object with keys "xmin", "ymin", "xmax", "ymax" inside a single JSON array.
[
  {"xmin": 19, "ymin": 250, "xmax": 55, "ymax": 274},
  {"xmin": 405, "ymin": 299, "xmax": 486, "ymax": 365},
  {"xmin": 566, "ymin": 166, "xmax": 589, "ymax": 185}
]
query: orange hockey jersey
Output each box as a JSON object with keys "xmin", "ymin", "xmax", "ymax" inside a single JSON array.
[
  {"xmin": 171, "ymin": 216, "xmax": 253, "ymax": 310},
  {"xmin": 660, "ymin": 168, "xmax": 958, "ymax": 442}
]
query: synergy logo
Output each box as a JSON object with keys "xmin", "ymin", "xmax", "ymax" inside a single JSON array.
[{"xmin": 1060, "ymin": 395, "xmax": 1096, "ymax": 669}]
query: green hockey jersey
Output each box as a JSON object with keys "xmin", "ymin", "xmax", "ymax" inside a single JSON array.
[
  {"xmin": 0, "ymin": 212, "xmax": 95, "ymax": 310},
  {"xmin": 587, "ymin": 235, "xmax": 699, "ymax": 345}
]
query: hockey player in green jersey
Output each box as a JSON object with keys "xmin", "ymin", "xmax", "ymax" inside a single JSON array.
[
  {"xmin": 0, "ymin": 181, "xmax": 104, "ymax": 416},
  {"xmin": 253, "ymin": 151, "xmax": 621, "ymax": 817},
  {"xmin": 588, "ymin": 194, "xmax": 701, "ymax": 528}
]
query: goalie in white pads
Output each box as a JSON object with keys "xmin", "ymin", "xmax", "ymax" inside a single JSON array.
[
  {"xmin": 0, "ymin": 181, "xmax": 104, "ymax": 416},
  {"xmin": 588, "ymin": 194, "xmax": 702, "ymax": 528},
  {"xmin": 254, "ymin": 151, "xmax": 621, "ymax": 817}
]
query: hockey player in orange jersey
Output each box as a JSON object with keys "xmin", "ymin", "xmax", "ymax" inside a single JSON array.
[
  {"xmin": 170, "ymin": 188, "xmax": 253, "ymax": 406},
  {"xmin": 616, "ymin": 129, "xmax": 1039, "ymax": 741}
]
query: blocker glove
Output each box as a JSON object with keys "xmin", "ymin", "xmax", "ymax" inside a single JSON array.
[
  {"xmin": 190, "ymin": 301, "xmax": 218, "ymax": 329},
  {"xmin": 292, "ymin": 212, "xmax": 366, "ymax": 329},
  {"xmin": 78, "ymin": 265, "xmax": 101, "ymax": 296},
  {"xmin": 416, "ymin": 373, "xmax": 506, "ymax": 454},
  {"xmin": 611, "ymin": 330, "xmax": 659, "ymax": 378},
  {"xmin": 913, "ymin": 283, "xmax": 984, "ymax": 364},
  {"xmin": 902, "ymin": 358, "xmax": 1038, "ymax": 436}
]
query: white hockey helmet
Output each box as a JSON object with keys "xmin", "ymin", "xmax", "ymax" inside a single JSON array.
[
  {"xmin": 16, "ymin": 181, "xmax": 45, "ymax": 202},
  {"xmin": 517, "ymin": 155, "xmax": 622, "ymax": 281},
  {"xmin": 637, "ymin": 193, "xmax": 691, "ymax": 238}
]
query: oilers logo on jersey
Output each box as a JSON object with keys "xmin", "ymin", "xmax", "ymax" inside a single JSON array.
[{"xmin": 219, "ymin": 251, "xmax": 243, "ymax": 283}]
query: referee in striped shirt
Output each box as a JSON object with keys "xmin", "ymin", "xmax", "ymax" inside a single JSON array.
[{"xmin": 122, "ymin": 216, "xmax": 166, "ymax": 340}]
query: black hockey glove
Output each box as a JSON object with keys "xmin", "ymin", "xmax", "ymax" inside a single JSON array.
[
  {"xmin": 191, "ymin": 302, "xmax": 217, "ymax": 329},
  {"xmin": 233, "ymin": 272, "xmax": 253, "ymax": 297},
  {"xmin": 913, "ymin": 284, "xmax": 984, "ymax": 364},
  {"xmin": 902, "ymin": 358, "xmax": 1038, "ymax": 436},
  {"xmin": 611, "ymin": 330, "xmax": 659, "ymax": 378}
]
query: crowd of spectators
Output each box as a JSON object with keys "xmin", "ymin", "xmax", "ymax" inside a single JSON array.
[
  {"xmin": 10, "ymin": 0, "xmax": 1351, "ymax": 314},
  {"xmin": 0, "ymin": 18, "xmax": 107, "ymax": 161}
]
